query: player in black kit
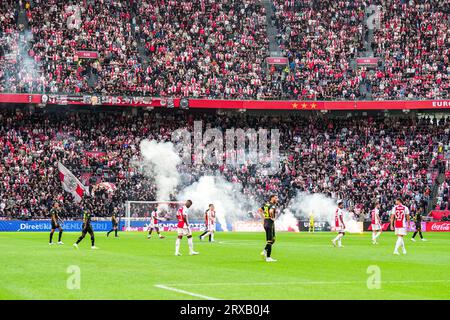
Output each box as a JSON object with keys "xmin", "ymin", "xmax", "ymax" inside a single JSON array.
[
  {"xmin": 259, "ymin": 195, "xmax": 278, "ymax": 262},
  {"xmin": 49, "ymin": 201, "xmax": 64, "ymax": 245},
  {"xmin": 411, "ymin": 208, "xmax": 427, "ymax": 242},
  {"xmin": 73, "ymin": 203, "xmax": 98, "ymax": 249},
  {"xmin": 107, "ymin": 210, "xmax": 119, "ymax": 238}
]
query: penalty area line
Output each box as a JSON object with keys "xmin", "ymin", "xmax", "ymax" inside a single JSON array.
[{"xmin": 154, "ymin": 284, "xmax": 221, "ymax": 300}]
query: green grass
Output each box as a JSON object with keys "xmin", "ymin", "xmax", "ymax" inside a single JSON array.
[{"xmin": 0, "ymin": 231, "xmax": 449, "ymax": 300}]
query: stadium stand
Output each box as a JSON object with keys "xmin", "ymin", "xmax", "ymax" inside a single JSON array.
[{"xmin": 0, "ymin": 107, "xmax": 448, "ymax": 220}]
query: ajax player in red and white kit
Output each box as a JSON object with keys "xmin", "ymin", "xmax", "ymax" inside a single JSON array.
[
  {"xmin": 199, "ymin": 204, "xmax": 216, "ymax": 242},
  {"xmin": 175, "ymin": 200, "xmax": 199, "ymax": 256},
  {"xmin": 390, "ymin": 197, "xmax": 411, "ymax": 255},
  {"xmin": 371, "ymin": 202, "xmax": 382, "ymax": 244},
  {"xmin": 332, "ymin": 201, "xmax": 345, "ymax": 247},
  {"xmin": 147, "ymin": 208, "xmax": 165, "ymax": 239}
]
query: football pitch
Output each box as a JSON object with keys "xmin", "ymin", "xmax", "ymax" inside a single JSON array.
[{"xmin": 0, "ymin": 231, "xmax": 449, "ymax": 300}]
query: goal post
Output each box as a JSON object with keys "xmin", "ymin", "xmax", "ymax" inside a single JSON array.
[{"xmin": 123, "ymin": 201, "xmax": 185, "ymax": 231}]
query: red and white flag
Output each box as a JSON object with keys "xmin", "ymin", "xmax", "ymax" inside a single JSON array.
[{"xmin": 57, "ymin": 162, "xmax": 89, "ymax": 203}]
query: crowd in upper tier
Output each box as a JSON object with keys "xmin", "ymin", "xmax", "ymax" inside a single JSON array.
[
  {"xmin": 0, "ymin": 0, "xmax": 448, "ymax": 100},
  {"xmin": 0, "ymin": 106, "xmax": 448, "ymax": 221}
]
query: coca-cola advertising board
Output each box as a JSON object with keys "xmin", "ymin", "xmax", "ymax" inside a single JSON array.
[{"xmin": 426, "ymin": 222, "xmax": 450, "ymax": 232}]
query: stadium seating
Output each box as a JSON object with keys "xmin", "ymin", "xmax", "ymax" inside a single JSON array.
[
  {"xmin": 0, "ymin": 108, "xmax": 448, "ymax": 219},
  {"xmin": 1, "ymin": 1, "xmax": 448, "ymax": 99}
]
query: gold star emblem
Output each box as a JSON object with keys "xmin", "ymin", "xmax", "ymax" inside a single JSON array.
[
  {"xmin": 311, "ymin": 103, "xmax": 317, "ymax": 109},
  {"xmin": 292, "ymin": 103, "xmax": 298, "ymax": 109},
  {"xmin": 301, "ymin": 103, "xmax": 307, "ymax": 109}
]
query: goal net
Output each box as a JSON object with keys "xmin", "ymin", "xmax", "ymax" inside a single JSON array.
[
  {"xmin": 123, "ymin": 200, "xmax": 213, "ymax": 231},
  {"xmin": 123, "ymin": 201, "xmax": 185, "ymax": 231}
]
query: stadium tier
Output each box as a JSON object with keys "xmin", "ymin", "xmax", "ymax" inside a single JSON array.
[
  {"xmin": 0, "ymin": 0, "xmax": 448, "ymax": 99},
  {"xmin": 0, "ymin": 105, "xmax": 449, "ymax": 221}
]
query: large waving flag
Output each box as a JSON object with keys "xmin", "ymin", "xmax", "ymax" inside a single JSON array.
[{"xmin": 57, "ymin": 162, "xmax": 89, "ymax": 203}]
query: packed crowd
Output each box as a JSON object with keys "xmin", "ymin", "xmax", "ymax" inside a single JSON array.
[
  {"xmin": 1, "ymin": 0, "xmax": 449, "ymax": 100},
  {"xmin": 272, "ymin": 0, "xmax": 366, "ymax": 100},
  {"xmin": 1, "ymin": 106, "xmax": 448, "ymax": 221},
  {"xmin": 0, "ymin": 0, "xmax": 273, "ymax": 99},
  {"xmin": 370, "ymin": 0, "xmax": 450, "ymax": 100}
]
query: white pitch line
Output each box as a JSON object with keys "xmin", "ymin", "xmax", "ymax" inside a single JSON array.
[
  {"xmin": 160, "ymin": 279, "xmax": 450, "ymax": 287},
  {"xmin": 154, "ymin": 284, "xmax": 220, "ymax": 300}
]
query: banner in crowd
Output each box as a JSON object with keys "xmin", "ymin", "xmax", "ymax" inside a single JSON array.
[
  {"xmin": 1, "ymin": 94, "xmax": 450, "ymax": 110},
  {"xmin": 0, "ymin": 220, "xmax": 123, "ymax": 232},
  {"xmin": 428, "ymin": 210, "xmax": 450, "ymax": 221},
  {"xmin": 355, "ymin": 58, "xmax": 379, "ymax": 66},
  {"xmin": 92, "ymin": 182, "xmax": 117, "ymax": 194},
  {"xmin": 76, "ymin": 51, "xmax": 99, "ymax": 59},
  {"xmin": 84, "ymin": 151, "xmax": 107, "ymax": 158},
  {"xmin": 266, "ymin": 57, "xmax": 289, "ymax": 65}
]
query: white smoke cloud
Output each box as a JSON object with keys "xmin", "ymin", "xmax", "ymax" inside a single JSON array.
[
  {"xmin": 136, "ymin": 140, "xmax": 359, "ymax": 234},
  {"xmin": 285, "ymin": 192, "xmax": 362, "ymax": 233},
  {"xmin": 138, "ymin": 140, "xmax": 181, "ymax": 207},
  {"xmin": 178, "ymin": 175, "xmax": 258, "ymax": 232},
  {"xmin": 275, "ymin": 210, "xmax": 300, "ymax": 232}
]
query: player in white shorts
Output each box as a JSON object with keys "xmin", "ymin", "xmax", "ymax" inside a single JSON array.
[
  {"xmin": 332, "ymin": 200, "xmax": 345, "ymax": 248},
  {"xmin": 390, "ymin": 197, "xmax": 411, "ymax": 255},
  {"xmin": 371, "ymin": 202, "xmax": 382, "ymax": 244},
  {"xmin": 147, "ymin": 208, "xmax": 165, "ymax": 239},
  {"xmin": 175, "ymin": 200, "xmax": 198, "ymax": 256},
  {"xmin": 199, "ymin": 204, "xmax": 216, "ymax": 242}
]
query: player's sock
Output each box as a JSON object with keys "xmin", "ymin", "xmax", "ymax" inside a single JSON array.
[
  {"xmin": 375, "ymin": 232, "xmax": 381, "ymax": 239},
  {"xmin": 394, "ymin": 237, "xmax": 402, "ymax": 253},
  {"xmin": 412, "ymin": 231, "xmax": 417, "ymax": 239},
  {"xmin": 372, "ymin": 233, "xmax": 376, "ymax": 241},
  {"xmin": 203, "ymin": 231, "xmax": 211, "ymax": 239},
  {"xmin": 188, "ymin": 237, "xmax": 194, "ymax": 253},
  {"xmin": 49, "ymin": 232, "xmax": 54, "ymax": 243},
  {"xmin": 114, "ymin": 229, "xmax": 118, "ymax": 237},
  {"xmin": 91, "ymin": 236, "xmax": 95, "ymax": 247},
  {"xmin": 210, "ymin": 233, "xmax": 214, "ymax": 242},
  {"xmin": 58, "ymin": 230, "xmax": 63, "ymax": 242},
  {"xmin": 265, "ymin": 243, "xmax": 272, "ymax": 258},
  {"xmin": 107, "ymin": 230, "xmax": 112, "ymax": 237},
  {"xmin": 419, "ymin": 231, "xmax": 423, "ymax": 239},
  {"xmin": 76, "ymin": 236, "xmax": 83, "ymax": 244},
  {"xmin": 175, "ymin": 238, "xmax": 181, "ymax": 254},
  {"xmin": 199, "ymin": 231, "xmax": 208, "ymax": 238}
]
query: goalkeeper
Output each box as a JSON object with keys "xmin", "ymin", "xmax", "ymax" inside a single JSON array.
[{"xmin": 309, "ymin": 212, "xmax": 315, "ymax": 233}]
